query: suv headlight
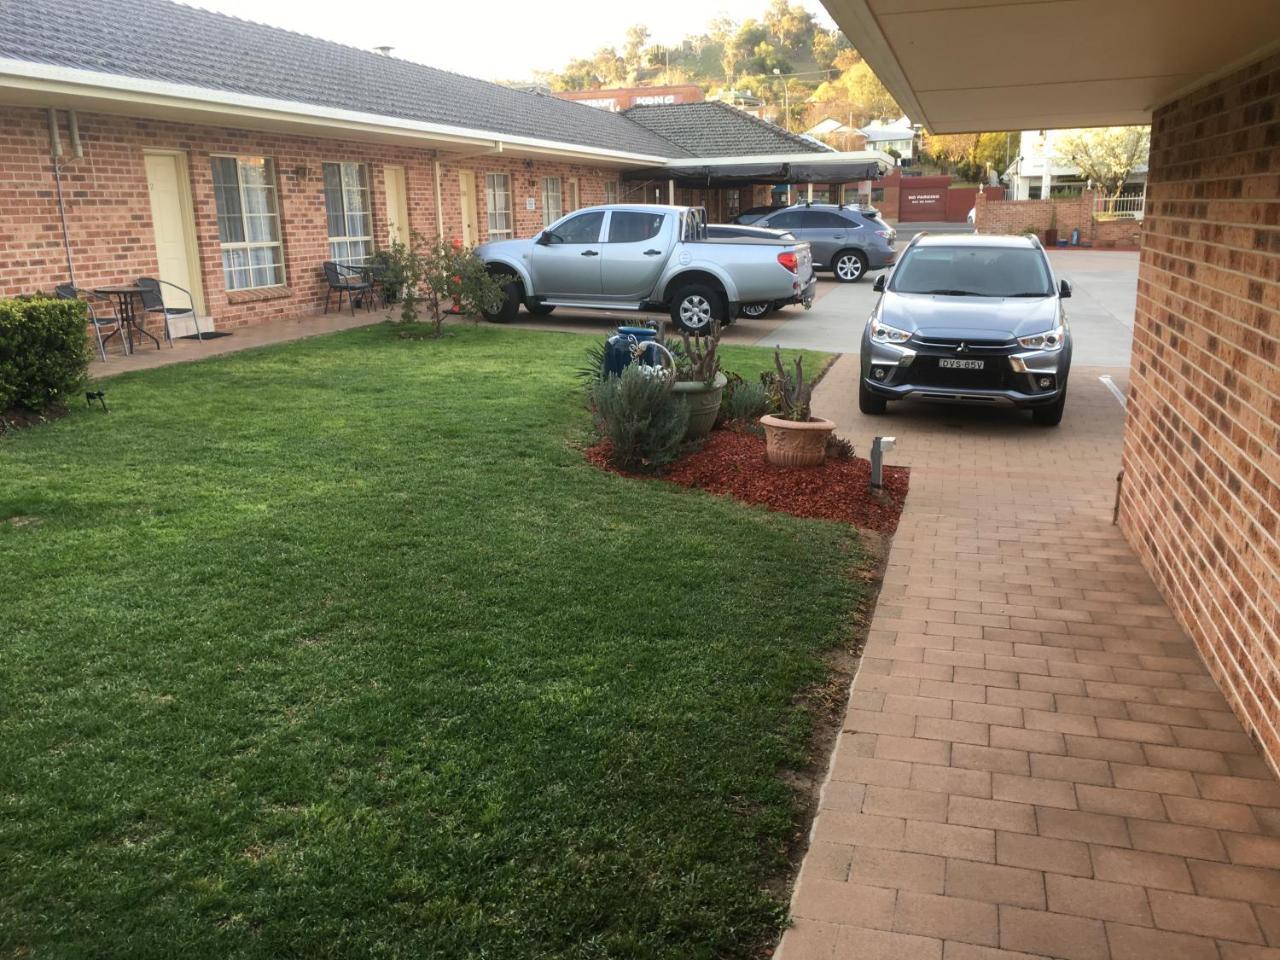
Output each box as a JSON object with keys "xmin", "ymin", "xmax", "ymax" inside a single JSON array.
[
  {"xmin": 869, "ymin": 319, "xmax": 912, "ymax": 344},
  {"xmin": 1017, "ymin": 324, "xmax": 1066, "ymax": 351}
]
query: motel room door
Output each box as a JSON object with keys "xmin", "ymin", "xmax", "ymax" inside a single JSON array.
[
  {"xmin": 143, "ymin": 151, "xmax": 205, "ymax": 332},
  {"xmin": 384, "ymin": 165, "xmax": 409, "ymax": 247},
  {"xmin": 458, "ymin": 170, "xmax": 479, "ymax": 247}
]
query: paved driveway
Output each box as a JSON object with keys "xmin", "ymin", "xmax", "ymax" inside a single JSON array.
[{"xmin": 775, "ymin": 255, "xmax": 1280, "ymax": 959}]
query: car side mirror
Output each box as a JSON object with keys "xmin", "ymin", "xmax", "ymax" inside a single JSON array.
[
  {"xmin": 873, "ymin": 274, "xmax": 887, "ymax": 293},
  {"xmin": 1058, "ymin": 278, "xmax": 1072, "ymax": 299}
]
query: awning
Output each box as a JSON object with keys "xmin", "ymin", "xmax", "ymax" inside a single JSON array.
[{"xmin": 624, "ymin": 151, "xmax": 893, "ymax": 185}]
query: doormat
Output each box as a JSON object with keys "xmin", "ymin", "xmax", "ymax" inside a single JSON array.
[{"xmin": 177, "ymin": 331, "xmax": 233, "ymax": 340}]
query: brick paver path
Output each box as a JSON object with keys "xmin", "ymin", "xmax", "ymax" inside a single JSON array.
[{"xmin": 778, "ymin": 357, "xmax": 1280, "ymax": 960}]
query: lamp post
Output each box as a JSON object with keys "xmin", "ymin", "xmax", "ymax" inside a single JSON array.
[{"xmin": 772, "ymin": 67, "xmax": 790, "ymax": 132}]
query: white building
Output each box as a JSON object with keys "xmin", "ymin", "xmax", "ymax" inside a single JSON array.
[
  {"xmin": 858, "ymin": 116, "xmax": 915, "ymax": 162},
  {"xmin": 1006, "ymin": 129, "xmax": 1148, "ymax": 211}
]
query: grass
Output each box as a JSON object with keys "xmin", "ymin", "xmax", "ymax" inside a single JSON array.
[{"xmin": 1, "ymin": 324, "xmax": 862, "ymax": 959}]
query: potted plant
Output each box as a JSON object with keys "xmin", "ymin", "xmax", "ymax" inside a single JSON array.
[
  {"xmin": 759, "ymin": 349, "xmax": 835, "ymax": 467},
  {"xmin": 668, "ymin": 321, "xmax": 728, "ymax": 440},
  {"xmin": 1044, "ymin": 207, "xmax": 1059, "ymax": 247}
]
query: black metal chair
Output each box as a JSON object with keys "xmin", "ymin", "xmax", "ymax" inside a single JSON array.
[
  {"xmin": 55, "ymin": 283, "xmax": 127, "ymax": 360},
  {"xmin": 323, "ymin": 261, "xmax": 373, "ymax": 316},
  {"xmin": 137, "ymin": 277, "xmax": 202, "ymax": 346}
]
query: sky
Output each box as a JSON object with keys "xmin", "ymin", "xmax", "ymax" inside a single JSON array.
[{"xmin": 179, "ymin": 0, "xmax": 838, "ymax": 82}]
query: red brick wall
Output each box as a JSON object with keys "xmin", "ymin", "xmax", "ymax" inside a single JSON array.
[
  {"xmin": 973, "ymin": 191, "xmax": 1095, "ymax": 242},
  {"xmin": 1119, "ymin": 52, "xmax": 1280, "ymax": 768},
  {"xmin": 0, "ymin": 105, "xmax": 622, "ymax": 328}
]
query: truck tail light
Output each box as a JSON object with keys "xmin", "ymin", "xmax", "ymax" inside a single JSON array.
[{"xmin": 777, "ymin": 251, "xmax": 798, "ymax": 273}]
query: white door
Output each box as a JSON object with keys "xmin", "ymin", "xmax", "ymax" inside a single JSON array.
[
  {"xmin": 566, "ymin": 177, "xmax": 580, "ymax": 212},
  {"xmin": 458, "ymin": 170, "xmax": 478, "ymax": 247},
  {"xmin": 144, "ymin": 152, "xmax": 204, "ymax": 334},
  {"xmin": 384, "ymin": 165, "xmax": 409, "ymax": 247}
]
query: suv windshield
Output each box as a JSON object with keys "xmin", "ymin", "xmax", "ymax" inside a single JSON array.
[{"xmin": 891, "ymin": 246, "xmax": 1053, "ymax": 297}]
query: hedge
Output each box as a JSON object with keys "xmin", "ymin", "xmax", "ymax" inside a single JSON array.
[{"xmin": 0, "ymin": 296, "xmax": 91, "ymax": 414}]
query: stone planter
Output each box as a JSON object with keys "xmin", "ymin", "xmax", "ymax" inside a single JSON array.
[
  {"xmin": 760, "ymin": 413, "xmax": 836, "ymax": 467},
  {"xmin": 671, "ymin": 371, "xmax": 728, "ymax": 440}
]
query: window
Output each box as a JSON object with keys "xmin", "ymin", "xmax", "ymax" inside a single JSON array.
[
  {"xmin": 724, "ymin": 188, "xmax": 741, "ymax": 218},
  {"xmin": 761, "ymin": 210, "xmax": 802, "ymax": 229},
  {"xmin": 323, "ymin": 161, "xmax": 372, "ymax": 266},
  {"xmin": 801, "ymin": 211, "xmax": 858, "ymax": 228},
  {"xmin": 546, "ymin": 211, "xmax": 604, "ymax": 244},
  {"xmin": 890, "ymin": 246, "xmax": 1052, "ymax": 298},
  {"xmin": 603, "ymin": 181, "xmax": 619, "ymax": 204},
  {"xmin": 607, "ymin": 211, "xmax": 664, "ymax": 244},
  {"xmin": 485, "ymin": 173, "xmax": 513, "ymax": 239},
  {"xmin": 211, "ymin": 155, "xmax": 284, "ymax": 290},
  {"xmin": 542, "ymin": 177, "xmax": 563, "ymax": 226}
]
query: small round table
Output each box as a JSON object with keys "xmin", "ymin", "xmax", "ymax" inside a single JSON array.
[{"xmin": 93, "ymin": 284, "xmax": 162, "ymax": 352}]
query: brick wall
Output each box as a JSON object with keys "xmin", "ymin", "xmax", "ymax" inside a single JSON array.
[
  {"xmin": 1119, "ymin": 53, "xmax": 1280, "ymax": 768},
  {"xmin": 973, "ymin": 191, "xmax": 1096, "ymax": 242},
  {"xmin": 0, "ymin": 105, "xmax": 623, "ymax": 328}
]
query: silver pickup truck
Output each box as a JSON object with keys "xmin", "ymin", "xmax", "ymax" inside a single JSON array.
[{"xmin": 475, "ymin": 204, "xmax": 816, "ymax": 333}]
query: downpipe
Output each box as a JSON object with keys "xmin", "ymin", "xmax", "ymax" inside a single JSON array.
[{"xmin": 48, "ymin": 108, "xmax": 84, "ymax": 286}]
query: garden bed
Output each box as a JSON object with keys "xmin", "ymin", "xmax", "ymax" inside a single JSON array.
[{"xmin": 587, "ymin": 427, "xmax": 910, "ymax": 534}]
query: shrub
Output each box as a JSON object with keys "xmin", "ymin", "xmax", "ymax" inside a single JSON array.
[
  {"xmin": 721, "ymin": 375, "xmax": 769, "ymax": 422},
  {"xmin": 380, "ymin": 232, "xmax": 506, "ymax": 337},
  {"xmin": 591, "ymin": 365, "xmax": 688, "ymax": 472},
  {"xmin": 0, "ymin": 296, "xmax": 90, "ymax": 414}
]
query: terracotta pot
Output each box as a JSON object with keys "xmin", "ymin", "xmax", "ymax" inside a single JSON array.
[
  {"xmin": 672, "ymin": 371, "xmax": 727, "ymax": 440},
  {"xmin": 760, "ymin": 413, "xmax": 836, "ymax": 467}
]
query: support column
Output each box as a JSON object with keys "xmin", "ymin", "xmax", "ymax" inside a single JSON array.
[{"xmin": 668, "ymin": 179, "xmax": 675, "ymax": 205}]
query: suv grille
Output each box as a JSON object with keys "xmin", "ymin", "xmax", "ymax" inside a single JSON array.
[{"xmin": 913, "ymin": 336, "xmax": 1015, "ymax": 352}]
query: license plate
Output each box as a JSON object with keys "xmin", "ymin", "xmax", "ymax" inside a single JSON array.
[{"xmin": 938, "ymin": 358, "xmax": 985, "ymax": 370}]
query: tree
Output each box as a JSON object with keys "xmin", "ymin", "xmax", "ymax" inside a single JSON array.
[
  {"xmin": 812, "ymin": 59, "xmax": 899, "ymax": 126},
  {"xmin": 384, "ymin": 233, "xmax": 506, "ymax": 338},
  {"xmin": 763, "ymin": 0, "xmax": 815, "ymax": 51},
  {"xmin": 622, "ymin": 25, "xmax": 650, "ymax": 79},
  {"xmin": 590, "ymin": 47, "xmax": 626, "ymax": 86},
  {"xmin": 811, "ymin": 29, "xmax": 852, "ymax": 72},
  {"xmin": 1056, "ymin": 126, "xmax": 1151, "ymax": 201}
]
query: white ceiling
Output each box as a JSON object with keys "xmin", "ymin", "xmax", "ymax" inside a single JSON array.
[{"xmin": 820, "ymin": 0, "xmax": 1280, "ymax": 132}]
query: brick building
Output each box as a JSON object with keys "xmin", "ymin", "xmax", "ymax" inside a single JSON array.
[
  {"xmin": 818, "ymin": 0, "xmax": 1280, "ymax": 766},
  {"xmin": 0, "ymin": 0, "xmax": 886, "ymax": 332}
]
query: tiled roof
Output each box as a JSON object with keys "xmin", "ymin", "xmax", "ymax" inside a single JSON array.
[
  {"xmin": 0, "ymin": 0, "xmax": 691, "ymax": 158},
  {"xmin": 621, "ymin": 101, "xmax": 831, "ymax": 156}
]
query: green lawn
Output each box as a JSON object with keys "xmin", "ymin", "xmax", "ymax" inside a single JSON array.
[{"xmin": 1, "ymin": 324, "xmax": 863, "ymax": 960}]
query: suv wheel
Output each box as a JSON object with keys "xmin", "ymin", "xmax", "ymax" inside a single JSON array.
[
  {"xmin": 670, "ymin": 283, "xmax": 723, "ymax": 334},
  {"xmin": 1031, "ymin": 390, "xmax": 1067, "ymax": 426},
  {"xmin": 859, "ymin": 378, "xmax": 888, "ymax": 415},
  {"xmin": 833, "ymin": 250, "xmax": 868, "ymax": 283}
]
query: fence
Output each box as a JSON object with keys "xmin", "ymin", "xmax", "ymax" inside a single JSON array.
[{"xmin": 1094, "ymin": 194, "xmax": 1146, "ymax": 219}]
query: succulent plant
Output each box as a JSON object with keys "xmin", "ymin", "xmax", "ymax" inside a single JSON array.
[{"xmin": 772, "ymin": 348, "xmax": 813, "ymax": 421}]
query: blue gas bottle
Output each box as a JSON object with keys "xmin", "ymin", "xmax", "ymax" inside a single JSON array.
[{"xmin": 603, "ymin": 326, "xmax": 660, "ymax": 377}]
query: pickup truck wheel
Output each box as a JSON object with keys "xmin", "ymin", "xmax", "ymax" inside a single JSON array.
[
  {"xmin": 480, "ymin": 278, "xmax": 521, "ymax": 323},
  {"xmin": 525, "ymin": 300, "xmax": 556, "ymax": 316},
  {"xmin": 739, "ymin": 301, "xmax": 773, "ymax": 319},
  {"xmin": 833, "ymin": 250, "xmax": 868, "ymax": 283},
  {"xmin": 671, "ymin": 283, "xmax": 724, "ymax": 334}
]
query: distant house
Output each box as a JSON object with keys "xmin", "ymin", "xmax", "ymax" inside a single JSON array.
[
  {"xmin": 804, "ymin": 117, "xmax": 867, "ymax": 152},
  {"xmin": 859, "ymin": 117, "xmax": 916, "ymax": 162},
  {"xmin": 1005, "ymin": 129, "xmax": 1148, "ymax": 206}
]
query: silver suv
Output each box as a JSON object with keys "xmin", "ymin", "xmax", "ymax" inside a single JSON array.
[
  {"xmin": 859, "ymin": 233, "xmax": 1073, "ymax": 426},
  {"xmin": 739, "ymin": 203, "xmax": 897, "ymax": 282}
]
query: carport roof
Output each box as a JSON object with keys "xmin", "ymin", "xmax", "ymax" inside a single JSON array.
[{"xmin": 819, "ymin": 0, "xmax": 1280, "ymax": 133}]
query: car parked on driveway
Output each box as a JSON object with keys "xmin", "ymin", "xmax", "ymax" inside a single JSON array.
[
  {"xmin": 744, "ymin": 203, "xmax": 896, "ymax": 283},
  {"xmin": 474, "ymin": 204, "xmax": 815, "ymax": 333},
  {"xmin": 706, "ymin": 222, "xmax": 815, "ymax": 318},
  {"xmin": 859, "ymin": 233, "xmax": 1073, "ymax": 425}
]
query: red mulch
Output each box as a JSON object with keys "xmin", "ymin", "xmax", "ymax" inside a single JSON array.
[{"xmin": 586, "ymin": 428, "xmax": 910, "ymax": 534}]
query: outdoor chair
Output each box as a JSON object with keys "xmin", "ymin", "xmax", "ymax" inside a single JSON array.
[
  {"xmin": 323, "ymin": 261, "xmax": 373, "ymax": 316},
  {"xmin": 137, "ymin": 277, "xmax": 202, "ymax": 345},
  {"xmin": 55, "ymin": 283, "xmax": 127, "ymax": 360}
]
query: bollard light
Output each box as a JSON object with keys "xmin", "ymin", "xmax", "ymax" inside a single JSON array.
[{"xmin": 871, "ymin": 436, "xmax": 896, "ymax": 490}]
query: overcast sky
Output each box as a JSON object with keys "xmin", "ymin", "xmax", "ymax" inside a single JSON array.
[{"xmin": 182, "ymin": 0, "xmax": 838, "ymax": 82}]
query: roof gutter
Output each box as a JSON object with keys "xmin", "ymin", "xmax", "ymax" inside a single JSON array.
[{"xmin": 0, "ymin": 58, "xmax": 676, "ymax": 166}]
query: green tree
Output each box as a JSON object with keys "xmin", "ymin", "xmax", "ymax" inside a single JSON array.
[
  {"xmin": 763, "ymin": 0, "xmax": 815, "ymax": 51},
  {"xmin": 622, "ymin": 25, "xmax": 650, "ymax": 79},
  {"xmin": 812, "ymin": 28, "xmax": 852, "ymax": 72},
  {"xmin": 812, "ymin": 59, "xmax": 899, "ymax": 126},
  {"xmin": 1056, "ymin": 126, "xmax": 1151, "ymax": 201}
]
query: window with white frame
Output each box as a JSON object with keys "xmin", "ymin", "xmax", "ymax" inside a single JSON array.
[
  {"xmin": 542, "ymin": 177, "xmax": 563, "ymax": 226},
  {"xmin": 604, "ymin": 181, "xmax": 619, "ymax": 204},
  {"xmin": 322, "ymin": 161, "xmax": 373, "ymax": 265},
  {"xmin": 211, "ymin": 155, "xmax": 285, "ymax": 290},
  {"xmin": 485, "ymin": 173, "xmax": 513, "ymax": 239}
]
